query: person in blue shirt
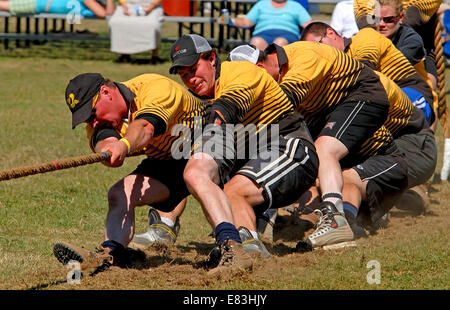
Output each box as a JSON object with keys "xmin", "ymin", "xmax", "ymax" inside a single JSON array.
[
  {"xmin": 222, "ymin": 0, "xmax": 311, "ymax": 50},
  {"xmin": 1, "ymin": 0, "xmax": 114, "ymax": 18}
]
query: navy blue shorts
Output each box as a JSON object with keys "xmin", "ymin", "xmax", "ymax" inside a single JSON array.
[{"xmin": 251, "ymin": 29, "xmax": 299, "ymax": 44}]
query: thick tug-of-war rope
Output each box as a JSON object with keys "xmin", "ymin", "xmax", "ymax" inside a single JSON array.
[
  {"xmin": 0, "ymin": 152, "xmax": 113, "ymax": 181},
  {"xmin": 435, "ymin": 17, "xmax": 450, "ymax": 138}
]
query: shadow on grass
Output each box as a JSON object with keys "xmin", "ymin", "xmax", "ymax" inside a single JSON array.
[
  {"xmin": 120, "ymin": 245, "xmax": 207, "ymax": 271},
  {"xmin": 27, "ymin": 279, "xmax": 68, "ymax": 290}
]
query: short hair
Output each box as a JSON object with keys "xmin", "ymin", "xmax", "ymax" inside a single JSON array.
[
  {"xmin": 300, "ymin": 21, "xmax": 339, "ymax": 41},
  {"xmin": 199, "ymin": 49, "xmax": 220, "ymax": 69},
  {"xmin": 377, "ymin": 0, "xmax": 403, "ymax": 14},
  {"xmin": 104, "ymin": 79, "xmax": 116, "ymax": 88}
]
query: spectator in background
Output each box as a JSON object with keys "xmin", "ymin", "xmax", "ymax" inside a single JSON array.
[
  {"xmin": 374, "ymin": 0, "xmax": 427, "ymax": 66},
  {"xmin": 330, "ymin": 0, "xmax": 359, "ymax": 38},
  {"xmin": 293, "ymin": 0, "xmax": 308, "ymax": 11},
  {"xmin": 0, "ymin": 0, "xmax": 114, "ymax": 17},
  {"xmin": 221, "ymin": 0, "xmax": 311, "ymax": 50},
  {"xmin": 108, "ymin": 0, "xmax": 164, "ymax": 64}
]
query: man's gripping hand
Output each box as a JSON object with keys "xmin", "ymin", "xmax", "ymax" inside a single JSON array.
[{"xmin": 95, "ymin": 137, "xmax": 127, "ymax": 167}]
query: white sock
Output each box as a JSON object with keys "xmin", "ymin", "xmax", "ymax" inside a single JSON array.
[
  {"xmin": 160, "ymin": 217, "xmax": 175, "ymax": 228},
  {"xmin": 322, "ymin": 192, "xmax": 344, "ymax": 213}
]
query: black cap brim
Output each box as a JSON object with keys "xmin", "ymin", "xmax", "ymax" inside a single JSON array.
[
  {"xmin": 72, "ymin": 99, "xmax": 94, "ymax": 129},
  {"xmin": 169, "ymin": 53, "xmax": 201, "ymax": 74}
]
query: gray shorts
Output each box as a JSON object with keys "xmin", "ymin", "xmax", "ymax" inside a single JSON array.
[
  {"xmin": 353, "ymin": 143, "xmax": 409, "ymax": 226},
  {"xmin": 394, "ymin": 128, "xmax": 437, "ymax": 188}
]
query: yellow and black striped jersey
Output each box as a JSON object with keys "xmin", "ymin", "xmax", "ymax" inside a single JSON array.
[
  {"xmin": 402, "ymin": 0, "xmax": 441, "ymax": 24},
  {"xmin": 345, "ymin": 27, "xmax": 434, "ymax": 106},
  {"xmin": 358, "ymin": 125, "xmax": 393, "ymax": 158},
  {"xmin": 214, "ymin": 61, "xmax": 295, "ymax": 145},
  {"xmin": 279, "ymin": 41, "xmax": 390, "ymax": 128},
  {"xmin": 354, "ymin": 0, "xmax": 441, "ymax": 26},
  {"xmin": 375, "ymin": 71, "xmax": 412, "ymax": 136},
  {"xmin": 414, "ymin": 60, "xmax": 439, "ymax": 112},
  {"xmin": 277, "ymin": 41, "xmax": 393, "ymax": 157},
  {"xmin": 86, "ymin": 74, "xmax": 206, "ymax": 159},
  {"xmin": 376, "ymin": 71, "xmax": 428, "ymax": 137}
]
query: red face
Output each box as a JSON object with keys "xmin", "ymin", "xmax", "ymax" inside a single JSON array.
[
  {"xmin": 257, "ymin": 53, "xmax": 281, "ymax": 82},
  {"xmin": 375, "ymin": 5, "xmax": 403, "ymax": 39},
  {"xmin": 303, "ymin": 28, "xmax": 344, "ymax": 52},
  {"xmin": 177, "ymin": 54, "xmax": 217, "ymax": 97},
  {"xmin": 88, "ymin": 85, "xmax": 127, "ymax": 130}
]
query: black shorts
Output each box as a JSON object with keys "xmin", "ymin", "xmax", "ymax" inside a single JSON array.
[
  {"xmin": 318, "ymin": 100, "xmax": 389, "ymax": 153},
  {"xmin": 394, "ymin": 129, "xmax": 437, "ymax": 188},
  {"xmin": 236, "ymin": 137, "xmax": 318, "ymax": 213},
  {"xmin": 353, "ymin": 144, "xmax": 408, "ymax": 226},
  {"xmin": 200, "ymin": 125, "xmax": 318, "ymax": 211},
  {"xmin": 130, "ymin": 158, "xmax": 190, "ymax": 212},
  {"xmin": 199, "ymin": 117, "xmax": 318, "ymax": 212}
]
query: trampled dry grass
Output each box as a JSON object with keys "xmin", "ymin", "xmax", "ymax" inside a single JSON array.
[{"xmin": 0, "ymin": 52, "xmax": 449, "ymax": 292}]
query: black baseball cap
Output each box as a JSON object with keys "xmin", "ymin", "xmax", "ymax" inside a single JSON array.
[
  {"xmin": 65, "ymin": 73, "xmax": 105, "ymax": 129},
  {"xmin": 169, "ymin": 34, "xmax": 212, "ymax": 74}
]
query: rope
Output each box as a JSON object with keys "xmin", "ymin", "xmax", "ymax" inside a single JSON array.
[
  {"xmin": 435, "ymin": 16, "xmax": 450, "ymax": 138},
  {"xmin": 0, "ymin": 151, "xmax": 112, "ymax": 182}
]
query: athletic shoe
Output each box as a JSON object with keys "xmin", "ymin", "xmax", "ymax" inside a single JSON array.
[
  {"xmin": 53, "ymin": 242, "xmax": 114, "ymax": 274},
  {"xmin": 256, "ymin": 208, "xmax": 278, "ymax": 241},
  {"xmin": 238, "ymin": 226, "xmax": 271, "ymax": 258},
  {"xmin": 207, "ymin": 239, "xmax": 253, "ymax": 275},
  {"xmin": 129, "ymin": 208, "xmax": 180, "ymax": 249},
  {"xmin": 297, "ymin": 201, "xmax": 356, "ymax": 251}
]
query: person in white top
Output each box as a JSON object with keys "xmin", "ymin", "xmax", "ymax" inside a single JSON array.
[{"xmin": 330, "ymin": 0, "xmax": 359, "ymax": 38}]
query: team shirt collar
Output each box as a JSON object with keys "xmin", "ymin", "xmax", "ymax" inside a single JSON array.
[
  {"xmin": 114, "ymin": 82, "xmax": 136, "ymax": 123},
  {"xmin": 343, "ymin": 37, "xmax": 352, "ymax": 52}
]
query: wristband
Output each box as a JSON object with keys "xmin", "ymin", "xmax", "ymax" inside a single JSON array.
[
  {"xmin": 119, "ymin": 137, "xmax": 131, "ymax": 154},
  {"xmin": 228, "ymin": 17, "xmax": 236, "ymax": 26}
]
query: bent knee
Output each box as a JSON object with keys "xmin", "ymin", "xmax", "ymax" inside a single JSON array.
[
  {"xmin": 107, "ymin": 180, "xmax": 126, "ymax": 206},
  {"xmin": 273, "ymin": 37, "xmax": 289, "ymax": 46},
  {"xmin": 250, "ymin": 37, "xmax": 268, "ymax": 50}
]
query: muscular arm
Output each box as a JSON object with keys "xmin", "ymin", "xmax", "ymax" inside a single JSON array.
[{"xmin": 95, "ymin": 119, "xmax": 155, "ymax": 167}]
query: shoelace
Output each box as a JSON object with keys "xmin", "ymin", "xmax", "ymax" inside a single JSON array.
[
  {"xmin": 218, "ymin": 240, "xmax": 235, "ymax": 266},
  {"xmin": 310, "ymin": 210, "xmax": 335, "ymax": 237},
  {"xmin": 94, "ymin": 246, "xmax": 107, "ymax": 254}
]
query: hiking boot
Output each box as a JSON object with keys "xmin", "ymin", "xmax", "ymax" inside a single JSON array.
[
  {"xmin": 53, "ymin": 242, "xmax": 114, "ymax": 274},
  {"xmin": 207, "ymin": 245, "xmax": 221, "ymax": 268},
  {"xmin": 256, "ymin": 208, "xmax": 278, "ymax": 241},
  {"xmin": 238, "ymin": 226, "xmax": 271, "ymax": 258},
  {"xmin": 207, "ymin": 240, "xmax": 253, "ymax": 276},
  {"xmin": 129, "ymin": 208, "xmax": 180, "ymax": 249},
  {"xmin": 297, "ymin": 202, "xmax": 356, "ymax": 251}
]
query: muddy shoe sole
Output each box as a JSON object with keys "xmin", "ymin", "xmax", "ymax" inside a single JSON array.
[{"xmin": 53, "ymin": 243, "xmax": 84, "ymax": 265}]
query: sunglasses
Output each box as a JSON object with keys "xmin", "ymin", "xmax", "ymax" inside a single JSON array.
[{"xmin": 373, "ymin": 15, "xmax": 399, "ymax": 24}]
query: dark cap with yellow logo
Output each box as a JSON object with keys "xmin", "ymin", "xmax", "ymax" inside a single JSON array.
[{"xmin": 65, "ymin": 73, "xmax": 105, "ymax": 129}]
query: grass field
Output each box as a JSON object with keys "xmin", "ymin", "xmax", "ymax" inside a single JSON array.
[{"xmin": 0, "ymin": 36, "xmax": 449, "ymax": 292}]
